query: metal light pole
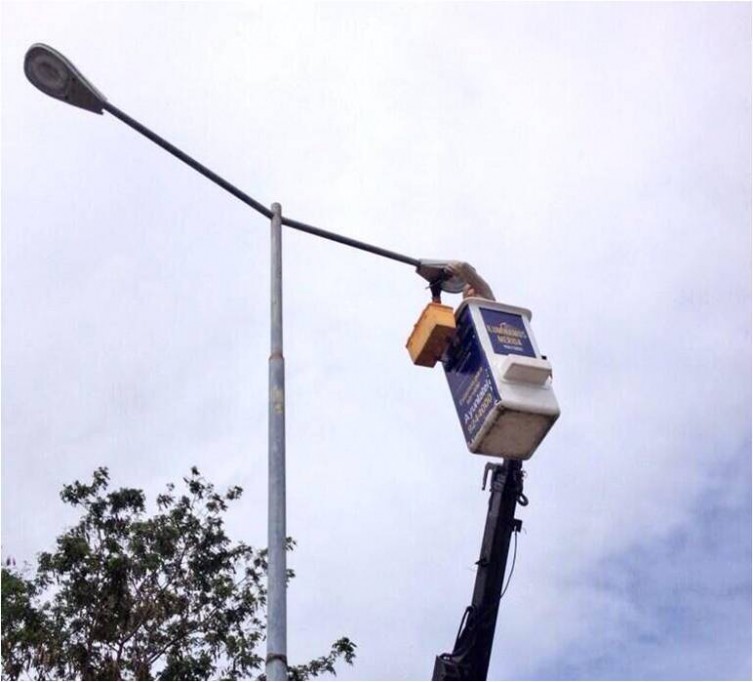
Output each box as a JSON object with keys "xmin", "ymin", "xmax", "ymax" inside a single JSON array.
[
  {"xmin": 267, "ymin": 203, "xmax": 287, "ymax": 679},
  {"xmin": 24, "ymin": 43, "xmax": 469, "ymax": 681}
]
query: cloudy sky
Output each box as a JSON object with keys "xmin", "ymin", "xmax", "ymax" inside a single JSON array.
[{"xmin": 2, "ymin": 2, "xmax": 750, "ymax": 680}]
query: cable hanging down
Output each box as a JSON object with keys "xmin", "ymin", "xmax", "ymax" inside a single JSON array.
[{"xmin": 499, "ymin": 524, "xmax": 520, "ymax": 602}]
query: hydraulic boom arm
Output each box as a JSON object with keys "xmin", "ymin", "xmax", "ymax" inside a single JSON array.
[{"xmin": 432, "ymin": 460, "xmax": 526, "ymax": 681}]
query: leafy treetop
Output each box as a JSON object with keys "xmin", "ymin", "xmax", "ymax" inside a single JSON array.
[{"xmin": 1, "ymin": 467, "xmax": 355, "ymax": 680}]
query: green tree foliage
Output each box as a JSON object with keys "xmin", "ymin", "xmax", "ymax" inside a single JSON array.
[{"xmin": 1, "ymin": 468, "xmax": 355, "ymax": 680}]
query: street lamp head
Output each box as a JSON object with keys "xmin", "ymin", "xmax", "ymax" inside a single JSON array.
[
  {"xmin": 416, "ymin": 260, "xmax": 467, "ymax": 294},
  {"xmin": 24, "ymin": 44, "xmax": 106, "ymax": 114}
]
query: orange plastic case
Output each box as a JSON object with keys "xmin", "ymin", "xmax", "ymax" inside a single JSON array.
[{"xmin": 406, "ymin": 303, "xmax": 457, "ymax": 367}]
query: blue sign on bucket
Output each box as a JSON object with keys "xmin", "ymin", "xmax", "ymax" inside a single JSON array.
[
  {"xmin": 443, "ymin": 306, "xmax": 500, "ymax": 448},
  {"xmin": 479, "ymin": 308, "xmax": 536, "ymax": 358}
]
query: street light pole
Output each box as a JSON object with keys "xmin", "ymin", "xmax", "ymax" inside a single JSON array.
[
  {"xmin": 267, "ymin": 203, "xmax": 287, "ymax": 680},
  {"xmin": 23, "ymin": 43, "xmax": 472, "ymax": 677}
]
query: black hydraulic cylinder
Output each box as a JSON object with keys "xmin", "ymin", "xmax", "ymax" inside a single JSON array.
[{"xmin": 432, "ymin": 460, "xmax": 524, "ymax": 681}]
